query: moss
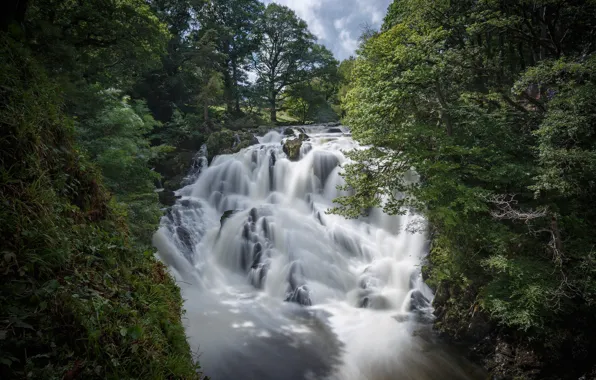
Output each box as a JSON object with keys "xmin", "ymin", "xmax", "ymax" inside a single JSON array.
[
  {"xmin": 282, "ymin": 138, "xmax": 303, "ymax": 161},
  {"xmin": 0, "ymin": 34, "xmax": 200, "ymax": 379}
]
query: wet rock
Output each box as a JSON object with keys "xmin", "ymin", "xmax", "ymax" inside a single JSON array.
[
  {"xmin": 159, "ymin": 189, "xmax": 180, "ymax": 206},
  {"xmin": 285, "ymin": 262, "xmax": 312, "ymax": 306},
  {"xmin": 242, "ymin": 223, "xmax": 251, "ymax": 240},
  {"xmin": 269, "ymin": 150, "xmax": 276, "ymax": 189},
  {"xmin": 315, "ymin": 211, "xmax": 325, "ymax": 226},
  {"xmin": 313, "ymin": 152, "xmax": 339, "ymax": 185},
  {"xmin": 301, "ymin": 143, "xmax": 313, "ymax": 156},
  {"xmin": 326, "ymin": 127, "xmax": 342, "ymax": 133},
  {"xmin": 298, "ymin": 133, "xmax": 309, "ymax": 141},
  {"xmin": 249, "ymin": 207, "xmax": 259, "ymax": 223},
  {"xmin": 285, "ymin": 285, "xmax": 312, "ymax": 306},
  {"xmin": 269, "ymin": 150, "xmax": 276, "ymax": 167},
  {"xmin": 359, "ymin": 297, "xmax": 370, "ymax": 308},
  {"xmin": 180, "ymin": 198, "xmax": 201, "ymax": 208},
  {"xmin": 282, "ymin": 138, "xmax": 303, "ymax": 161},
  {"xmin": 356, "ymin": 291, "xmax": 391, "ymax": 310},
  {"xmin": 250, "ymin": 261, "xmax": 269, "ymax": 289},
  {"xmin": 240, "ymin": 242, "xmax": 250, "ymax": 271},
  {"xmin": 261, "ymin": 217, "xmax": 270, "ymax": 239},
  {"xmin": 251, "ymin": 243, "xmax": 263, "ymax": 268},
  {"xmin": 282, "ymin": 127, "xmax": 295, "ymax": 136},
  {"xmin": 233, "ymin": 134, "xmax": 242, "ymax": 147},
  {"xmin": 410, "ymin": 290, "xmax": 431, "ymax": 311},
  {"xmin": 176, "ymin": 226, "xmax": 192, "ymax": 247},
  {"xmin": 220, "ymin": 209, "xmax": 240, "ymax": 226}
]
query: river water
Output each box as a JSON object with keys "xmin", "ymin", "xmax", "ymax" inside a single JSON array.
[{"xmin": 153, "ymin": 126, "xmax": 485, "ymax": 380}]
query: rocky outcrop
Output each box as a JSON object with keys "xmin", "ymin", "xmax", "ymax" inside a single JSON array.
[{"xmin": 282, "ymin": 137, "xmax": 303, "ymax": 161}]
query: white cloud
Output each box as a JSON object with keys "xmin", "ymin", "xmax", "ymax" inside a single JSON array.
[{"xmin": 262, "ymin": 0, "xmax": 393, "ymax": 60}]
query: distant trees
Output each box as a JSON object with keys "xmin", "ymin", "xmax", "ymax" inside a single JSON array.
[
  {"xmin": 253, "ymin": 3, "xmax": 338, "ymax": 122},
  {"xmin": 201, "ymin": 0, "xmax": 264, "ymax": 115}
]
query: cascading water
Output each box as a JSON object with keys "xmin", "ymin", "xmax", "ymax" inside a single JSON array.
[{"xmin": 153, "ymin": 126, "xmax": 484, "ymax": 380}]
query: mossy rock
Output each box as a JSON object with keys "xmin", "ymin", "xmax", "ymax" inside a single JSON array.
[
  {"xmin": 283, "ymin": 138, "xmax": 303, "ymax": 161},
  {"xmin": 206, "ymin": 129, "xmax": 236, "ymax": 159},
  {"xmin": 282, "ymin": 127, "xmax": 295, "ymax": 136}
]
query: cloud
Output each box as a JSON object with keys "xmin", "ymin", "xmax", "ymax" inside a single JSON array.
[{"xmin": 262, "ymin": 0, "xmax": 392, "ymax": 60}]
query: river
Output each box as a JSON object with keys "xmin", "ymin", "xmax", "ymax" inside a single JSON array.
[{"xmin": 153, "ymin": 125, "xmax": 485, "ymax": 380}]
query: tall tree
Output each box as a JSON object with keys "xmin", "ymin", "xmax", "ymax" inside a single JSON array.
[
  {"xmin": 200, "ymin": 0, "xmax": 264, "ymax": 115},
  {"xmin": 253, "ymin": 3, "xmax": 335, "ymax": 123}
]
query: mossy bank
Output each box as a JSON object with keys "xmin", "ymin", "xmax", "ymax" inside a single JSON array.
[{"xmin": 0, "ymin": 35, "xmax": 201, "ymax": 379}]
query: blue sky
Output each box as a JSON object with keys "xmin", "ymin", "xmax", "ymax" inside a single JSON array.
[{"xmin": 261, "ymin": 0, "xmax": 393, "ymax": 60}]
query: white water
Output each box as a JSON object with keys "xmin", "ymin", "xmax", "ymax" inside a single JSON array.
[{"xmin": 153, "ymin": 126, "xmax": 483, "ymax": 380}]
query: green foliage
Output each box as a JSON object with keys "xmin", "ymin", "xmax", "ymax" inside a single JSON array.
[
  {"xmin": 285, "ymin": 82, "xmax": 327, "ymax": 124},
  {"xmin": 200, "ymin": 0, "xmax": 265, "ymax": 115},
  {"xmin": 77, "ymin": 92, "xmax": 169, "ymax": 245},
  {"xmin": 205, "ymin": 128, "xmax": 236, "ymax": 158},
  {"xmin": 26, "ymin": 0, "xmax": 168, "ymax": 87},
  {"xmin": 253, "ymin": 3, "xmax": 339, "ymax": 122},
  {"xmin": 0, "ymin": 34, "xmax": 199, "ymax": 379},
  {"xmin": 336, "ymin": 57, "xmax": 356, "ymax": 116},
  {"xmin": 336, "ymin": 0, "xmax": 596, "ymax": 376}
]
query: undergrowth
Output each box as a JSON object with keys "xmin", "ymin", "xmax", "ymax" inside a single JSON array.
[{"xmin": 0, "ymin": 33, "xmax": 200, "ymax": 379}]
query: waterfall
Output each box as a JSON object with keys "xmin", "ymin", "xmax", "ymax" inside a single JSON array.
[{"xmin": 153, "ymin": 126, "xmax": 483, "ymax": 380}]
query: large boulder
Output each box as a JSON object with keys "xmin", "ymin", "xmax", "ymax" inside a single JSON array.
[
  {"xmin": 282, "ymin": 127, "xmax": 295, "ymax": 136},
  {"xmin": 282, "ymin": 138, "xmax": 303, "ymax": 161}
]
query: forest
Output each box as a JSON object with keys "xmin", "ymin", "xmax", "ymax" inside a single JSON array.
[
  {"xmin": 1, "ymin": 0, "xmax": 596, "ymax": 379},
  {"xmin": 335, "ymin": 0, "xmax": 596, "ymax": 379}
]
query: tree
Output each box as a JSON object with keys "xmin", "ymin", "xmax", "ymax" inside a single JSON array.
[
  {"xmin": 337, "ymin": 57, "xmax": 356, "ymax": 116},
  {"xmin": 253, "ymin": 3, "xmax": 336, "ymax": 123},
  {"xmin": 132, "ymin": 0, "xmax": 221, "ymax": 123},
  {"xmin": 335, "ymin": 0, "xmax": 596, "ymax": 377},
  {"xmin": 26, "ymin": 0, "xmax": 168, "ymax": 87},
  {"xmin": 200, "ymin": 0, "xmax": 264, "ymax": 115},
  {"xmin": 286, "ymin": 82, "xmax": 326, "ymax": 124}
]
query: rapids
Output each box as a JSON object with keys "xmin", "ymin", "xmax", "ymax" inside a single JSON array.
[{"xmin": 153, "ymin": 126, "xmax": 485, "ymax": 380}]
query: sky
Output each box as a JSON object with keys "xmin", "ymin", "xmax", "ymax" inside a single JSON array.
[{"xmin": 261, "ymin": 0, "xmax": 393, "ymax": 61}]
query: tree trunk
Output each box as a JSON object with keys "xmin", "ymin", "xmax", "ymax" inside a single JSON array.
[
  {"xmin": 223, "ymin": 66, "xmax": 234, "ymax": 115},
  {"xmin": 222, "ymin": 44, "xmax": 234, "ymax": 114},
  {"xmin": 270, "ymin": 99, "xmax": 277, "ymax": 123},
  {"xmin": 301, "ymin": 102, "xmax": 307, "ymax": 124},
  {"xmin": 435, "ymin": 82, "xmax": 453, "ymax": 137},
  {"xmin": 232, "ymin": 59, "xmax": 241, "ymax": 115}
]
